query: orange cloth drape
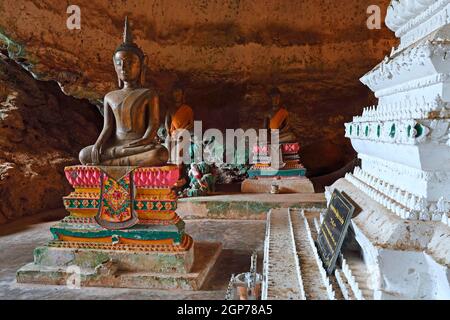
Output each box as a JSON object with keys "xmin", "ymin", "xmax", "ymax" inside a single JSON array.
[
  {"xmin": 269, "ymin": 107, "xmax": 288, "ymax": 129},
  {"xmin": 170, "ymin": 104, "xmax": 194, "ymax": 135}
]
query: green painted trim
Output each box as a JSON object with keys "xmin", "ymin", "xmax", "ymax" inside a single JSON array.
[
  {"xmin": 389, "ymin": 123, "xmax": 396, "ymax": 138},
  {"xmin": 414, "ymin": 123, "xmax": 423, "ymax": 137},
  {"xmin": 247, "ymin": 168, "xmax": 306, "ymax": 178},
  {"xmin": 50, "ymin": 220, "xmax": 185, "ymax": 243}
]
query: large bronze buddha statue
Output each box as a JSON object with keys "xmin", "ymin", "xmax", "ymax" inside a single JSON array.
[{"xmin": 79, "ymin": 17, "xmax": 169, "ymax": 167}]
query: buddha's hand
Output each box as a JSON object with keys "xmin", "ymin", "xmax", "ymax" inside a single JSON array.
[
  {"xmin": 124, "ymin": 137, "xmax": 155, "ymax": 149},
  {"xmin": 91, "ymin": 143, "xmax": 102, "ymax": 165}
]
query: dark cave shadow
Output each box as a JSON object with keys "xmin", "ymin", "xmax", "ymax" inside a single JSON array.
[
  {"xmin": 0, "ymin": 208, "xmax": 65, "ymax": 237},
  {"xmin": 200, "ymin": 249, "xmax": 263, "ymax": 292}
]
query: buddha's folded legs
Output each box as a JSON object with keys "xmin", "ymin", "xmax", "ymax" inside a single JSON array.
[
  {"xmin": 102, "ymin": 145, "xmax": 169, "ymax": 166},
  {"xmin": 79, "ymin": 145, "xmax": 95, "ymax": 165},
  {"xmin": 79, "ymin": 144, "xmax": 169, "ymax": 167}
]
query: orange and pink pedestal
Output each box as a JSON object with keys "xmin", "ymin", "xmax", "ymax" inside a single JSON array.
[
  {"xmin": 242, "ymin": 142, "xmax": 314, "ymax": 194},
  {"xmin": 16, "ymin": 165, "xmax": 221, "ymax": 290}
]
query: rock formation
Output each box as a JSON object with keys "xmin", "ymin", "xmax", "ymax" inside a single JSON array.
[
  {"xmin": 0, "ymin": 52, "xmax": 100, "ymax": 224},
  {"xmin": 0, "ymin": 0, "xmax": 397, "ymax": 222}
]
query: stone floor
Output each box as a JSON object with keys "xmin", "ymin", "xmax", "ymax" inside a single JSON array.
[{"xmin": 0, "ymin": 209, "xmax": 265, "ymax": 300}]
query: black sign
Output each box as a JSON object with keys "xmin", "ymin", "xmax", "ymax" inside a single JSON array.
[{"xmin": 316, "ymin": 190, "xmax": 355, "ymax": 275}]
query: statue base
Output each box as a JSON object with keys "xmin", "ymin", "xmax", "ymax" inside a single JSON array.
[
  {"xmin": 16, "ymin": 165, "xmax": 222, "ymax": 290},
  {"xmin": 241, "ymin": 176, "xmax": 314, "ymax": 194},
  {"xmin": 17, "ymin": 242, "xmax": 221, "ymax": 290},
  {"xmin": 245, "ymin": 142, "xmax": 313, "ymax": 193}
]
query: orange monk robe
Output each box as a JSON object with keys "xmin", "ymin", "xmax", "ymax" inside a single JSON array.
[
  {"xmin": 269, "ymin": 107, "xmax": 289, "ymax": 130},
  {"xmin": 170, "ymin": 104, "xmax": 194, "ymax": 135}
]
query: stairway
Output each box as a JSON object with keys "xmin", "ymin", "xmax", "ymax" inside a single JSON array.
[
  {"xmin": 262, "ymin": 208, "xmax": 306, "ymax": 300},
  {"xmin": 262, "ymin": 208, "xmax": 373, "ymax": 300}
]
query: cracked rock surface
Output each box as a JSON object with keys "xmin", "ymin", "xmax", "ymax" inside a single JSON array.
[{"xmin": 0, "ymin": 55, "xmax": 100, "ymax": 224}]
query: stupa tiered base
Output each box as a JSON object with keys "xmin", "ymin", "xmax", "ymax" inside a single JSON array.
[
  {"xmin": 16, "ymin": 165, "xmax": 221, "ymax": 290},
  {"xmin": 242, "ymin": 142, "xmax": 313, "ymax": 194},
  {"xmin": 328, "ymin": 178, "xmax": 450, "ymax": 299}
]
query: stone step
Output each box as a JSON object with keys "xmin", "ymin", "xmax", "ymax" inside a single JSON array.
[
  {"xmin": 339, "ymin": 252, "xmax": 374, "ymax": 300},
  {"xmin": 334, "ymin": 268, "xmax": 357, "ymax": 300},
  {"xmin": 262, "ymin": 209, "xmax": 306, "ymax": 300},
  {"xmin": 308, "ymin": 211, "xmax": 372, "ymax": 300},
  {"xmin": 289, "ymin": 209, "xmax": 332, "ymax": 300},
  {"xmin": 262, "ymin": 208, "xmax": 341, "ymax": 300}
]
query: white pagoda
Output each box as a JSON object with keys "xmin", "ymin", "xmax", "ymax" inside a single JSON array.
[{"xmin": 329, "ymin": 0, "xmax": 450, "ymax": 299}]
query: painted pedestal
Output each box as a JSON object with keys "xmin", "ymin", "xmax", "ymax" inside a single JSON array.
[
  {"xmin": 242, "ymin": 142, "xmax": 314, "ymax": 194},
  {"xmin": 16, "ymin": 165, "xmax": 221, "ymax": 290}
]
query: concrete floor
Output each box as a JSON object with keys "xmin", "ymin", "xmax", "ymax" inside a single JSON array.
[{"xmin": 0, "ymin": 209, "xmax": 265, "ymax": 300}]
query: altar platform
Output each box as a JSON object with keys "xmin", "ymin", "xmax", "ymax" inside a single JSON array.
[{"xmin": 177, "ymin": 192, "xmax": 326, "ymax": 220}]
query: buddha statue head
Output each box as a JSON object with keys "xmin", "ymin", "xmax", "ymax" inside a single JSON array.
[
  {"xmin": 269, "ymin": 87, "xmax": 281, "ymax": 108},
  {"xmin": 114, "ymin": 17, "xmax": 148, "ymax": 88},
  {"xmin": 172, "ymin": 81, "xmax": 186, "ymax": 105}
]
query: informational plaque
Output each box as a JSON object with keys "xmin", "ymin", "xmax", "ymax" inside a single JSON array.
[{"xmin": 316, "ymin": 190, "xmax": 355, "ymax": 275}]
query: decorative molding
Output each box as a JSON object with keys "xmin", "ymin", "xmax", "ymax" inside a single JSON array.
[
  {"xmin": 352, "ymin": 95, "xmax": 450, "ymax": 123},
  {"xmin": 385, "ymin": 0, "xmax": 437, "ymax": 33},
  {"xmin": 345, "ymin": 168, "xmax": 450, "ymax": 224},
  {"xmin": 378, "ymin": 73, "xmax": 450, "ymax": 98},
  {"xmin": 345, "ymin": 118, "xmax": 450, "ymax": 146},
  {"xmin": 359, "ymin": 153, "xmax": 450, "ymax": 185},
  {"xmin": 399, "ymin": 3, "xmax": 450, "ymax": 50}
]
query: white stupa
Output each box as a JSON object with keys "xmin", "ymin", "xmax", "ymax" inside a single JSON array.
[{"xmin": 328, "ymin": 0, "xmax": 450, "ymax": 299}]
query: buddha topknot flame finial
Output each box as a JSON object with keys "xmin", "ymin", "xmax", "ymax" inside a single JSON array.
[
  {"xmin": 115, "ymin": 16, "xmax": 144, "ymax": 61},
  {"xmin": 123, "ymin": 16, "xmax": 133, "ymax": 45}
]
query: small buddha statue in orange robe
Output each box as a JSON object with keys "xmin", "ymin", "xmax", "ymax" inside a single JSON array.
[
  {"xmin": 264, "ymin": 87, "xmax": 297, "ymax": 143},
  {"xmin": 164, "ymin": 83, "xmax": 194, "ymax": 163}
]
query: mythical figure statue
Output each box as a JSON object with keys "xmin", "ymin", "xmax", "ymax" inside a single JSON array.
[{"xmin": 79, "ymin": 17, "xmax": 168, "ymax": 167}]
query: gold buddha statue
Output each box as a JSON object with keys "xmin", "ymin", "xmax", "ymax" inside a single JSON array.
[
  {"xmin": 79, "ymin": 17, "xmax": 168, "ymax": 167},
  {"xmin": 264, "ymin": 87, "xmax": 297, "ymax": 144}
]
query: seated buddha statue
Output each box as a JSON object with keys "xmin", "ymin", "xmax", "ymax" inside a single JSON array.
[
  {"xmin": 164, "ymin": 82, "xmax": 194, "ymax": 163},
  {"xmin": 79, "ymin": 17, "xmax": 168, "ymax": 167},
  {"xmin": 264, "ymin": 87, "xmax": 297, "ymax": 144}
]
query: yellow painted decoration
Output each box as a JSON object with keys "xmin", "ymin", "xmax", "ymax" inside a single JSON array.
[
  {"xmin": 137, "ymin": 211, "xmax": 177, "ymax": 220},
  {"xmin": 68, "ymin": 209, "xmax": 97, "ymax": 218},
  {"xmin": 74, "ymin": 188, "xmax": 100, "ymax": 193},
  {"xmin": 119, "ymin": 238, "xmax": 174, "ymax": 245},
  {"xmin": 58, "ymin": 234, "xmax": 112, "ymax": 243},
  {"xmin": 136, "ymin": 189, "xmax": 175, "ymax": 197}
]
